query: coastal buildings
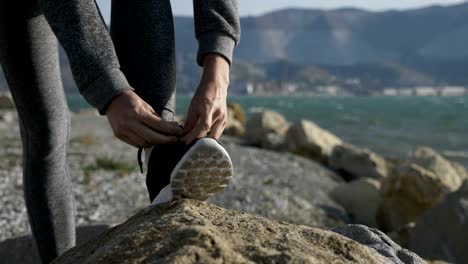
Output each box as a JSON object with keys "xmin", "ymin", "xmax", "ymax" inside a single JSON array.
[
  {"xmin": 381, "ymin": 86, "xmax": 467, "ymax": 97},
  {"xmin": 231, "ymin": 81, "xmax": 467, "ymax": 97}
]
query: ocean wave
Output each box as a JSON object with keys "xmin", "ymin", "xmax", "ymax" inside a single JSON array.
[{"xmin": 442, "ymin": 150, "xmax": 468, "ymax": 159}]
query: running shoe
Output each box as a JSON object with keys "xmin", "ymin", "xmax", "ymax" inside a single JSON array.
[{"xmin": 138, "ymin": 137, "xmax": 233, "ymax": 205}]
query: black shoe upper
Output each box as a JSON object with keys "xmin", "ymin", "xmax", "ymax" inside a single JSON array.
[
  {"xmin": 140, "ymin": 137, "xmax": 225, "ymax": 202},
  {"xmin": 144, "ymin": 138, "xmax": 204, "ymax": 202}
]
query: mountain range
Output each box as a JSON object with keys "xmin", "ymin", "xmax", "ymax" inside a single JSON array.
[{"xmin": 1, "ymin": 2, "xmax": 468, "ymax": 95}]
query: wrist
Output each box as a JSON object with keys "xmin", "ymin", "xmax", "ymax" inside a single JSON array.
[
  {"xmin": 106, "ymin": 90, "xmax": 135, "ymax": 115},
  {"xmin": 202, "ymin": 53, "xmax": 230, "ymax": 67},
  {"xmin": 201, "ymin": 54, "xmax": 230, "ymax": 86}
]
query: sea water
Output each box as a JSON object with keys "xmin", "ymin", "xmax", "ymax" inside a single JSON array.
[{"xmin": 68, "ymin": 95, "xmax": 468, "ymax": 167}]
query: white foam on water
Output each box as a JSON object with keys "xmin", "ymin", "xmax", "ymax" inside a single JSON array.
[{"xmin": 442, "ymin": 150, "xmax": 468, "ymax": 159}]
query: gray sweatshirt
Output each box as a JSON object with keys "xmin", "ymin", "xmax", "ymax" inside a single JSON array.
[{"xmin": 38, "ymin": 0, "xmax": 241, "ymax": 113}]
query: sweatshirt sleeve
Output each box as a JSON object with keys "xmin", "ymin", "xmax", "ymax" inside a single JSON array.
[
  {"xmin": 193, "ymin": 0, "xmax": 241, "ymax": 66},
  {"xmin": 39, "ymin": 0, "xmax": 132, "ymax": 114}
]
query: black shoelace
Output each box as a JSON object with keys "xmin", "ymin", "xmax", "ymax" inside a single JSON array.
[{"xmin": 138, "ymin": 147, "xmax": 144, "ymax": 174}]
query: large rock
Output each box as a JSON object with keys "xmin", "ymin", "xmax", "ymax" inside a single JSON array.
[
  {"xmin": 224, "ymin": 103, "xmax": 246, "ymax": 137},
  {"xmin": 408, "ymin": 147, "xmax": 465, "ymax": 190},
  {"xmin": 330, "ymin": 144, "xmax": 388, "ymax": 180},
  {"xmin": 211, "ymin": 138, "xmax": 348, "ymax": 227},
  {"xmin": 284, "ymin": 119, "xmax": 342, "ymax": 164},
  {"xmin": 377, "ymin": 163, "xmax": 454, "ymax": 231},
  {"xmin": 0, "ymin": 110, "xmax": 15, "ymax": 124},
  {"xmin": 330, "ymin": 178, "xmax": 381, "ymax": 227},
  {"xmin": 53, "ymin": 200, "xmax": 390, "ymax": 264},
  {"xmin": 409, "ymin": 180, "xmax": 468, "ymax": 263},
  {"xmin": 451, "ymin": 161, "xmax": 468, "ymax": 180},
  {"xmin": 333, "ymin": 225, "xmax": 425, "ymax": 264},
  {"xmin": 0, "ymin": 92, "xmax": 14, "ymax": 109},
  {"xmin": 227, "ymin": 102, "xmax": 246, "ymax": 125},
  {"xmin": 245, "ymin": 110, "xmax": 289, "ymax": 149}
]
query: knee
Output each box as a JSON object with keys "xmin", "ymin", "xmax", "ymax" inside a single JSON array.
[{"xmin": 20, "ymin": 111, "xmax": 70, "ymax": 155}]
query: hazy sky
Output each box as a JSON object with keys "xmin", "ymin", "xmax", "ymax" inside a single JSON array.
[{"xmin": 96, "ymin": 0, "xmax": 466, "ymax": 22}]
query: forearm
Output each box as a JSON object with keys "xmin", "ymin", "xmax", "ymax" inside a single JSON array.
[
  {"xmin": 39, "ymin": 0, "xmax": 132, "ymax": 114},
  {"xmin": 200, "ymin": 54, "xmax": 230, "ymax": 93},
  {"xmin": 193, "ymin": 0, "xmax": 241, "ymax": 66}
]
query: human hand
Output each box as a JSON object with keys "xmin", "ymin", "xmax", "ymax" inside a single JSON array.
[
  {"xmin": 180, "ymin": 54, "xmax": 230, "ymax": 144},
  {"xmin": 106, "ymin": 90, "xmax": 183, "ymax": 148}
]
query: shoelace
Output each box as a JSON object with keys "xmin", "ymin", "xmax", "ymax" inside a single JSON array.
[{"xmin": 137, "ymin": 147, "xmax": 144, "ymax": 174}]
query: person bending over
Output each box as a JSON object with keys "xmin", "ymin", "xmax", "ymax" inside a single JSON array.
[{"xmin": 0, "ymin": 0, "xmax": 240, "ymax": 263}]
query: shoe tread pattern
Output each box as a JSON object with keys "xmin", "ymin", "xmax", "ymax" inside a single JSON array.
[{"xmin": 171, "ymin": 142, "xmax": 233, "ymax": 201}]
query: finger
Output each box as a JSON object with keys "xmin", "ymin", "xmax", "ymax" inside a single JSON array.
[
  {"xmin": 182, "ymin": 116, "xmax": 212, "ymax": 145},
  {"xmin": 208, "ymin": 118, "xmax": 225, "ymax": 140},
  {"xmin": 125, "ymin": 132, "xmax": 148, "ymax": 148},
  {"xmin": 203, "ymin": 107, "xmax": 213, "ymax": 134},
  {"xmin": 182, "ymin": 110, "xmax": 197, "ymax": 135},
  {"xmin": 131, "ymin": 122, "xmax": 178, "ymax": 145},
  {"xmin": 141, "ymin": 112, "xmax": 184, "ymax": 136},
  {"xmin": 180, "ymin": 117, "xmax": 201, "ymax": 144},
  {"xmin": 119, "ymin": 135, "xmax": 140, "ymax": 148},
  {"xmin": 189, "ymin": 106, "xmax": 213, "ymax": 139}
]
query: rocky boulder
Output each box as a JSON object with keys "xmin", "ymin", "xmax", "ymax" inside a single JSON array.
[
  {"xmin": 330, "ymin": 178, "xmax": 381, "ymax": 227},
  {"xmin": 408, "ymin": 147, "xmax": 465, "ymax": 190},
  {"xmin": 0, "ymin": 92, "xmax": 14, "ymax": 109},
  {"xmin": 284, "ymin": 119, "xmax": 342, "ymax": 164},
  {"xmin": 329, "ymin": 144, "xmax": 388, "ymax": 180},
  {"xmin": 0, "ymin": 111, "xmax": 15, "ymax": 124},
  {"xmin": 333, "ymin": 225, "xmax": 425, "ymax": 264},
  {"xmin": 227, "ymin": 102, "xmax": 246, "ymax": 125},
  {"xmin": 211, "ymin": 138, "xmax": 348, "ymax": 228},
  {"xmin": 409, "ymin": 180, "xmax": 468, "ymax": 263},
  {"xmin": 377, "ymin": 163, "xmax": 454, "ymax": 232},
  {"xmin": 244, "ymin": 110, "xmax": 289, "ymax": 149},
  {"xmin": 451, "ymin": 162, "xmax": 468, "ymax": 180},
  {"xmin": 53, "ymin": 200, "xmax": 391, "ymax": 264},
  {"xmin": 224, "ymin": 103, "xmax": 246, "ymax": 137}
]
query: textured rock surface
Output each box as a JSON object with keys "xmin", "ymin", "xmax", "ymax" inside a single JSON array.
[
  {"xmin": 245, "ymin": 110, "xmax": 289, "ymax": 149},
  {"xmin": 53, "ymin": 200, "xmax": 387, "ymax": 264},
  {"xmin": 378, "ymin": 162, "xmax": 455, "ymax": 231},
  {"xmin": 0, "ymin": 92, "xmax": 14, "ymax": 109},
  {"xmin": 227, "ymin": 102, "xmax": 246, "ymax": 126},
  {"xmin": 330, "ymin": 144, "xmax": 388, "ymax": 180},
  {"xmin": 331, "ymin": 178, "xmax": 381, "ymax": 227},
  {"xmin": 333, "ymin": 225, "xmax": 425, "ymax": 264},
  {"xmin": 451, "ymin": 162, "xmax": 468, "ymax": 180},
  {"xmin": 0, "ymin": 110, "xmax": 15, "ymax": 124},
  {"xmin": 285, "ymin": 119, "xmax": 342, "ymax": 164},
  {"xmin": 225, "ymin": 106, "xmax": 245, "ymax": 137},
  {"xmin": 211, "ymin": 139, "xmax": 348, "ymax": 228},
  {"xmin": 409, "ymin": 180, "xmax": 468, "ymax": 264},
  {"xmin": 408, "ymin": 147, "xmax": 465, "ymax": 190},
  {"xmin": 0, "ymin": 225, "xmax": 110, "ymax": 264}
]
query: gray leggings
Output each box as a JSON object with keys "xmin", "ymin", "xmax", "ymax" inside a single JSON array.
[{"xmin": 0, "ymin": 0, "xmax": 175, "ymax": 263}]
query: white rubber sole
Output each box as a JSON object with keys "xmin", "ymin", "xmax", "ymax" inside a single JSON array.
[{"xmin": 151, "ymin": 138, "xmax": 233, "ymax": 205}]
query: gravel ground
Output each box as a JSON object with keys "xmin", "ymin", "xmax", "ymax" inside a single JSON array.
[
  {"xmin": 210, "ymin": 140, "xmax": 347, "ymax": 227},
  {"xmin": 0, "ymin": 111, "xmax": 148, "ymax": 241}
]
